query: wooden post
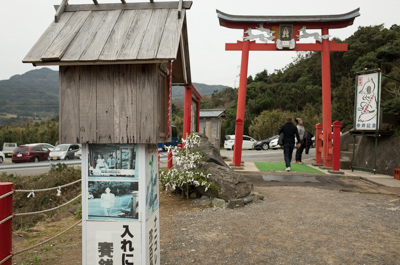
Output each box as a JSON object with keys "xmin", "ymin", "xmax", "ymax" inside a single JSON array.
[
  {"xmin": 233, "ymin": 28, "xmax": 250, "ymax": 167},
  {"xmin": 315, "ymin": 123, "xmax": 323, "ymax": 165},
  {"xmin": 0, "ymin": 182, "xmax": 13, "ymax": 265}
]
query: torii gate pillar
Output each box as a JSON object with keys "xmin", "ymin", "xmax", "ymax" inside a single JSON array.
[
  {"xmin": 233, "ymin": 32, "xmax": 250, "ymax": 165},
  {"xmin": 321, "ymin": 26, "xmax": 333, "ymax": 167}
]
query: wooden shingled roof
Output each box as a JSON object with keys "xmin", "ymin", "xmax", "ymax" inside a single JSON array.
[{"xmin": 23, "ymin": 1, "xmax": 193, "ymax": 85}]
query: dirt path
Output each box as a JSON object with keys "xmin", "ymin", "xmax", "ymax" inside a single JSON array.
[{"xmin": 11, "ymin": 174, "xmax": 400, "ymax": 265}]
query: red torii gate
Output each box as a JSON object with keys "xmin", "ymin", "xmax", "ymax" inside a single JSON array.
[{"xmin": 217, "ymin": 9, "xmax": 360, "ymax": 167}]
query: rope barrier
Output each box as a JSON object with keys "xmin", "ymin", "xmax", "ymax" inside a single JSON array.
[
  {"xmin": 13, "ymin": 219, "xmax": 82, "ymax": 256},
  {"xmin": 0, "ymin": 214, "xmax": 14, "ymax": 225},
  {"xmin": 15, "ymin": 179, "xmax": 81, "ymax": 193},
  {"xmin": 0, "ymin": 254, "xmax": 12, "ymax": 265},
  {"xmin": 0, "ymin": 190, "xmax": 15, "ymax": 200},
  {"xmin": 15, "ymin": 194, "xmax": 81, "ymax": 216},
  {"xmin": 0, "ymin": 179, "xmax": 82, "ymax": 263}
]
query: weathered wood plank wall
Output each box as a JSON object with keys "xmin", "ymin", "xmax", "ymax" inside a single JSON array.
[{"xmin": 60, "ymin": 64, "xmax": 167, "ymax": 144}]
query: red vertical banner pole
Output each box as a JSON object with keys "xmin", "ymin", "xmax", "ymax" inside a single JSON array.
[
  {"xmin": 0, "ymin": 182, "xmax": 13, "ymax": 265},
  {"xmin": 183, "ymin": 86, "xmax": 192, "ymax": 146},
  {"xmin": 332, "ymin": 121, "xmax": 342, "ymax": 171},
  {"xmin": 315, "ymin": 123, "xmax": 323, "ymax": 165},
  {"xmin": 167, "ymin": 148, "xmax": 173, "ymax": 169},
  {"xmin": 321, "ymin": 27, "xmax": 333, "ymax": 168},
  {"xmin": 233, "ymin": 29, "xmax": 251, "ymax": 167}
]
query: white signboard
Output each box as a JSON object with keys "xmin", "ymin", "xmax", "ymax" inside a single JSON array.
[
  {"xmin": 146, "ymin": 211, "xmax": 160, "ymax": 265},
  {"xmin": 82, "ymin": 144, "xmax": 160, "ymax": 265},
  {"xmin": 354, "ymin": 72, "xmax": 381, "ymax": 130},
  {"xmin": 86, "ymin": 221, "xmax": 142, "ymax": 264}
]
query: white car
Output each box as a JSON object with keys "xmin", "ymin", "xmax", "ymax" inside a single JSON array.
[
  {"xmin": 0, "ymin": 151, "xmax": 5, "ymax": 163},
  {"xmin": 2, "ymin": 142, "xmax": 17, "ymax": 158},
  {"xmin": 269, "ymin": 138, "xmax": 282, "ymax": 149},
  {"xmin": 224, "ymin": 135, "xmax": 257, "ymax": 150}
]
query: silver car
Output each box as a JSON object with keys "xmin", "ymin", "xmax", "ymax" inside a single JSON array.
[{"xmin": 49, "ymin": 144, "xmax": 80, "ymax": 160}]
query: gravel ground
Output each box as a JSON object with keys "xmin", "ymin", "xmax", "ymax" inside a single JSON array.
[
  {"xmin": 11, "ymin": 173, "xmax": 400, "ymax": 265},
  {"xmin": 160, "ymin": 183, "xmax": 400, "ymax": 265}
]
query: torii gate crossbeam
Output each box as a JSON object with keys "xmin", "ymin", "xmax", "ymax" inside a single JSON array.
[{"xmin": 217, "ymin": 8, "xmax": 360, "ymax": 168}]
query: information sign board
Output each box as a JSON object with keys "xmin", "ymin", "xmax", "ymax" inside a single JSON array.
[{"xmin": 354, "ymin": 72, "xmax": 381, "ymax": 131}]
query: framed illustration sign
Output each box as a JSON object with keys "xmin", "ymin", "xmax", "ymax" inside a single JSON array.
[
  {"xmin": 354, "ymin": 71, "xmax": 381, "ymax": 131},
  {"xmin": 82, "ymin": 144, "xmax": 160, "ymax": 265}
]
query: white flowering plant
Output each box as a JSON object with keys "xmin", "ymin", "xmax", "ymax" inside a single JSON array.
[{"xmin": 159, "ymin": 133, "xmax": 217, "ymax": 199}]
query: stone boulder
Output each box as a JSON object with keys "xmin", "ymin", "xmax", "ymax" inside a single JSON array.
[
  {"xmin": 191, "ymin": 134, "xmax": 228, "ymax": 167},
  {"xmin": 191, "ymin": 134, "xmax": 252, "ymax": 201}
]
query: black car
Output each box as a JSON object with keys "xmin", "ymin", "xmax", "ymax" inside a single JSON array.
[{"xmin": 252, "ymin": 135, "xmax": 279, "ymax": 150}]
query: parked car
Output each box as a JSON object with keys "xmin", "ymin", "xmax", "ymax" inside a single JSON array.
[
  {"xmin": 12, "ymin": 144, "xmax": 53, "ymax": 163},
  {"xmin": 253, "ymin": 135, "xmax": 279, "ymax": 150},
  {"xmin": 224, "ymin": 135, "xmax": 257, "ymax": 150},
  {"xmin": 25, "ymin": 143, "xmax": 55, "ymax": 151},
  {"xmin": 75, "ymin": 145, "xmax": 82, "ymax": 159},
  {"xmin": 2, "ymin": 142, "xmax": 18, "ymax": 158},
  {"xmin": 0, "ymin": 151, "xmax": 5, "ymax": 163},
  {"xmin": 269, "ymin": 138, "xmax": 282, "ymax": 149},
  {"xmin": 49, "ymin": 144, "xmax": 80, "ymax": 161}
]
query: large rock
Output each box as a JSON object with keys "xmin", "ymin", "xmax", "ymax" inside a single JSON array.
[
  {"xmin": 191, "ymin": 134, "xmax": 252, "ymax": 201},
  {"xmin": 191, "ymin": 134, "xmax": 228, "ymax": 167}
]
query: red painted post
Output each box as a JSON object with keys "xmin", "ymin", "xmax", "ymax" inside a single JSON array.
[
  {"xmin": 321, "ymin": 27, "xmax": 333, "ymax": 168},
  {"xmin": 0, "ymin": 182, "xmax": 13, "ymax": 265},
  {"xmin": 332, "ymin": 121, "xmax": 342, "ymax": 171},
  {"xmin": 183, "ymin": 86, "xmax": 192, "ymax": 146},
  {"xmin": 167, "ymin": 148, "xmax": 173, "ymax": 169},
  {"xmin": 315, "ymin": 123, "xmax": 323, "ymax": 165},
  {"xmin": 233, "ymin": 28, "xmax": 251, "ymax": 167}
]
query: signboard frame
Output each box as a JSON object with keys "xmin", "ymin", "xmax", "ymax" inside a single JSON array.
[
  {"xmin": 81, "ymin": 143, "xmax": 160, "ymax": 265},
  {"xmin": 354, "ymin": 70, "xmax": 382, "ymax": 131}
]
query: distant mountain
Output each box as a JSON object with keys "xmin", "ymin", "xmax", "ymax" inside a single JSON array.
[
  {"xmin": 0, "ymin": 68, "xmax": 228, "ymax": 126},
  {"xmin": 0, "ymin": 68, "xmax": 59, "ymax": 126}
]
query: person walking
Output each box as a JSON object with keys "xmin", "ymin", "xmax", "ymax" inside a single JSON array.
[
  {"xmin": 295, "ymin": 118, "xmax": 305, "ymax": 164},
  {"xmin": 279, "ymin": 117, "xmax": 301, "ymax": 172}
]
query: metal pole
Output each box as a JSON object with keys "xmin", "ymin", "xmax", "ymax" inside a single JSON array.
[
  {"xmin": 352, "ymin": 135, "xmax": 356, "ymax": 172},
  {"xmin": 331, "ymin": 121, "xmax": 342, "ymax": 171},
  {"xmin": 374, "ymin": 135, "xmax": 378, "ymax": 175},
  {"xmin": 233, "ymin": 28, "xmax": 250, "ymax": 167},
  {"xmin": 0, "ymin": 182, "xmax": 13, "ymax": 265}
]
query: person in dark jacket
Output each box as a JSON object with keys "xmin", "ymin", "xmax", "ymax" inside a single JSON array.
[
  {"xmin": 304, "ymin": 130, "xmax": 314, "ymax": 155},
  {"xmin": 279, "ymin": 117, "xmax": 301, "ymax": 171}
]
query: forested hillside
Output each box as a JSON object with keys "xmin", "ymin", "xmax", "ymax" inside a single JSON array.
[
  {"xmin": 201, "ymin": 24, "xmax": 400, "ymax": 141},
  {"xmin": 0, "ymin": 68, "xmax": 59, "ymax": 125}
]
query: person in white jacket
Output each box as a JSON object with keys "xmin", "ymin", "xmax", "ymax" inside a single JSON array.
[{"xmin": 295, "ymin": 118, "xmax": 305, "ymax": 164}]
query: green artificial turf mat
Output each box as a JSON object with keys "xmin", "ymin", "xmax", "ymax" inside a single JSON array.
[{"xmin": 254, "ymin": 162, "xmax": 324, "ymax": 174}]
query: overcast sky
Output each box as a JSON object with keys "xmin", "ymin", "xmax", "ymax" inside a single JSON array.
[{"xmin": 1, "ymin": 0, "xmax": 399, "ymax": 87}]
